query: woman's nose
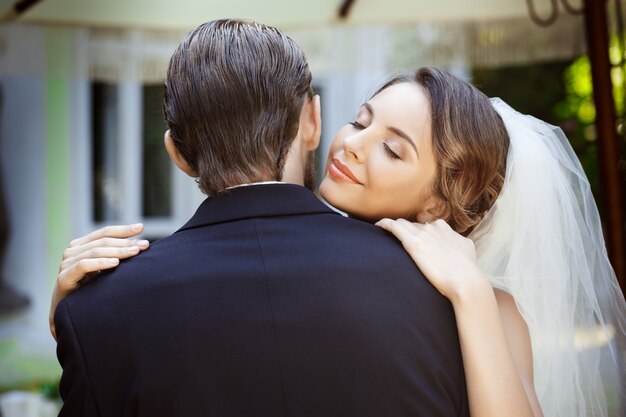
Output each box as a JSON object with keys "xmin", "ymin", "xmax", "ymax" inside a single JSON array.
[{"xmin": 343, "ymin": 131, "xmax": 367, "ymax": 162}]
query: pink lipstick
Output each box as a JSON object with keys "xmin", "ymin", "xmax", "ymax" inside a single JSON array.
[{"xmin": 329, "ymin": 158, "xmax": 362, "ymax": 184}]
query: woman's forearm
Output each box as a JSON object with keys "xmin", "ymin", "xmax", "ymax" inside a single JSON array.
[{"xmin": 450, "ymin": 276, "xmax": 538, "ymax": 417}]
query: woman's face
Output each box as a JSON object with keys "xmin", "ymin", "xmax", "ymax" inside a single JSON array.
[{"xmin": 319, "ymin": 82, "xmax": 439, "ymax": 222}]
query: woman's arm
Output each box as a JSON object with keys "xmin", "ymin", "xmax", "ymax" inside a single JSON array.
[
  {"xmin": 451, "ymin": 277, "xmax": 543, "ymax": 417},
  {"xmin": 376, "ymin": 218, "xmax": 543, "ymax": 417},
  {"xmin": 493, "ymin": 289, "xmax": 543, "ymax": 417},
  {"xmin": 49, "ymin": 224, "xmax": 149, "ymax": 341}
]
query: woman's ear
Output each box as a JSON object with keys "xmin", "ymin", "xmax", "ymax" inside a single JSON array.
[
  {"xmin": 298, "ymin": 95, "xmax": 321, "ymax": 152},
  {"xmin": 416, "ymin": 197, "xmax": 451, "ymax": 223},
  {"xmin": 164, "ymin": 130, "xmax": 198, "ymax": 177}
]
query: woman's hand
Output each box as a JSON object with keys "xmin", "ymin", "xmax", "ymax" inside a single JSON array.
[
  {"xmin": 375, "ymin": 218, "xmax": 487, "ymax": 302},
  {"xmin": 49, "ymin": 224, "xmax": 150, "ymax": 341}
]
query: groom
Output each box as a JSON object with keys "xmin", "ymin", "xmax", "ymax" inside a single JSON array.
[{"xmin": 55, "ymin": 19, "xmax": 469, "ymax": 417}]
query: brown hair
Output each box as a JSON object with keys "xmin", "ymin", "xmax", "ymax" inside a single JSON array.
[
  {"xmin": 375, "ymin": 67, "xmax": 509, "ymax": 235},
  {"xmin": 163, "ymin": 19, "xmax": 313, "ymax": 196}
]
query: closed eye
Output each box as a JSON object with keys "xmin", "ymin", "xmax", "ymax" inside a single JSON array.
[
  {"xmin": 383, "ymin": 143, "xmax": 401, "ymax": 160},
  {"xmin": 349, "ymin": 121, "xmax": 365, "ymax": 129}
]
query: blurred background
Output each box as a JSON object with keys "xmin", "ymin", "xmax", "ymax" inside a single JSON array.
[{"xmin": 0, "ymin": 0, "xmax": 624, "ymax": 415}]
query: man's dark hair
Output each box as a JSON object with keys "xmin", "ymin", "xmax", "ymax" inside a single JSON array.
[{"xmin": 163, "ymin": 19, "xmax": 313, "ymax": 195}]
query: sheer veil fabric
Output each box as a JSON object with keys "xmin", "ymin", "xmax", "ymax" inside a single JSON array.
[{"xmin": 468, "ymin": 99, "xmax": 626, "ymax": 417}]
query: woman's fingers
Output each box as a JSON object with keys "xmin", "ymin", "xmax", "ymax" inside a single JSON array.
[
  {"xmin": 63, "ymin": 236, "xmax": 149, "ymax": 260},
  {"xmin": 60, "ymin": 246, "xmax": 146, "ymax": 272},
  {"xmin": 376, "ymin": 218, "xmax": 422, "ymax": 236},
  {"xmin": 376, "ymin": 218, "xmax": 423, "ymax": 248},
  {"xmin": 56, "ymin": 258, "xmax": 121, "ymax": 292},
  {"xmin": 68, "ymin": 224, "xmax": 144, "ymax": 248}
]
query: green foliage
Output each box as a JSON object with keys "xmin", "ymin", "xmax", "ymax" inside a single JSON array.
[
  {"xmin": 472, "ymin": 61, "xmax": 570, "ymax": 125},
  {"xmin": 0, "ymin": 379, "xmax": 60, "ymax": 400},
  {"xmin": 554, "ymin": 35, "xmax": 626, "ymax": 213},
  {"xmin": 40, "ymin": 380, "xmax": 60, "ymax": 400},
  {"xmin": 555, "ymin": 56, "xmax": 595, "ymax": 136},
  {"xmin": 472, "ymin": 49, "xmax": 626, "ymax": 211},
  {"xmin": 553, "ymin": 55, "xmax": 600, "ymax": 203}
]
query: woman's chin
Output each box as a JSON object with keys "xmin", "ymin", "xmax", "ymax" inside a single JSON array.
[{"xmin": 318, "ymin": 188, "xmax": 368, "ymax": 221}]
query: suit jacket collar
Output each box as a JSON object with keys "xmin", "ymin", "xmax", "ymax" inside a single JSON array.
[{"xmin": 177, "ymin": 183, "xmax": 339, "ymax": 232}]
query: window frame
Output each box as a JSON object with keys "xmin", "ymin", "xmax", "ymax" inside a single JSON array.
[{"xmin": 69, "ymin": 31, "xmax": 204, "ymax": 241}]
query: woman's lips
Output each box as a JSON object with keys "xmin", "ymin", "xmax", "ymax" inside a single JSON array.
[{"xmin": 329, "ymin": 158, "xmax": 362, "ymax": 184}]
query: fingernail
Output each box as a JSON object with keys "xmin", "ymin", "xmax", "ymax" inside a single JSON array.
[
  {"xmin": 138, "ymin": 240, "xmax": 149, "ymax": 248},
  {"xmin": 109, "ymin": 258, "xmax": 119, "ymax": 265},
  {"xmin": 131, "ymin": 223, "xmax": 143, "ymax": 231},
  {"xmin": 128, "ymin": 246, "xmax": 140, "ymax": 253}
]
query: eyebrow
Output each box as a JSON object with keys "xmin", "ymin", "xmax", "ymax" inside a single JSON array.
[{"xmin": 362, "ymin": 103, "xmax": 420, "ymax": 158}]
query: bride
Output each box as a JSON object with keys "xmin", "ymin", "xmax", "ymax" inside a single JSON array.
[{"xmin": 50, "ymin": 67, "xmax": 626, "ymax": 417}]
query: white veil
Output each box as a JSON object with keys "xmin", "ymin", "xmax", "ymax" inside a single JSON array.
[{"xmin": 468, "ymin": 98, "xmax": 626, "ymax": 417}]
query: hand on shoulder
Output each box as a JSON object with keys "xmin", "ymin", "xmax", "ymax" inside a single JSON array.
[
  {"xmin": 375, "ymin": 218, "xmax": 488, "ymax": 301},
  {"xmin": 49, "ymin": 224, "xmax": 149, "ymax": 341}
]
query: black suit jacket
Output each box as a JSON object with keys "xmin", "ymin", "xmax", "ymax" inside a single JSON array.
[{"xmin": 55, "ymin": 184, "xmax": 468, "ymax": 417}]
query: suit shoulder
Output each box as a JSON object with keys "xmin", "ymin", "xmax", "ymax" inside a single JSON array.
[{"xmin": 306, "ymin": 213, "xmax": 416, "ymax": 259}]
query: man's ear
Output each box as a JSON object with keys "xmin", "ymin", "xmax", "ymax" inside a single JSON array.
[
  {"xmin": 164, "ymin": 130, "xmax": 198, "ymax": 177},
  {"xmin": 298, "ymin": 95, "xmax": 321, "ymax": 152},
  {"xmin": 416, "ymin": 197, "xmax": 451, "ymax": 223}
]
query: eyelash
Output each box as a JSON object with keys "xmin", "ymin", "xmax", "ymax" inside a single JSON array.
[
  {"xmin": 383, "ymin": 143, "xmax": 401, "ymax": 160},
  {"xmin": 349, "ymin": 120, "xmax": 401, "ymax": 160}
]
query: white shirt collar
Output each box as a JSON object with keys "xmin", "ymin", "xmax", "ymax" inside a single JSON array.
[{"xmin": 226, "ymin": 181, "xmax": 286, "ymax": 190}]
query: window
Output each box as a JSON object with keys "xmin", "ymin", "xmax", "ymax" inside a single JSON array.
[
  {"xmin": 91, "ymin": 82, "xmax": 121, "ymax": 222},
  {"xmin": 86, "ymin": 80, "xmax": 201, "ymax": 240},
  {"xmin": 141, "ymin": 84, "xmax": 171, "ymax": 218}
]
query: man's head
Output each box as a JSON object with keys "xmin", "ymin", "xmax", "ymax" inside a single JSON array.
[{"xmin": 163, "ymin": 19, "xmax": 320, "ymax": 195}]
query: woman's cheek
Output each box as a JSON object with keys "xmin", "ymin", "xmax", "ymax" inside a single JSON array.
[{"xmin": 325, "ymin": 142, "xmax": 341, "ymax": 165}]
